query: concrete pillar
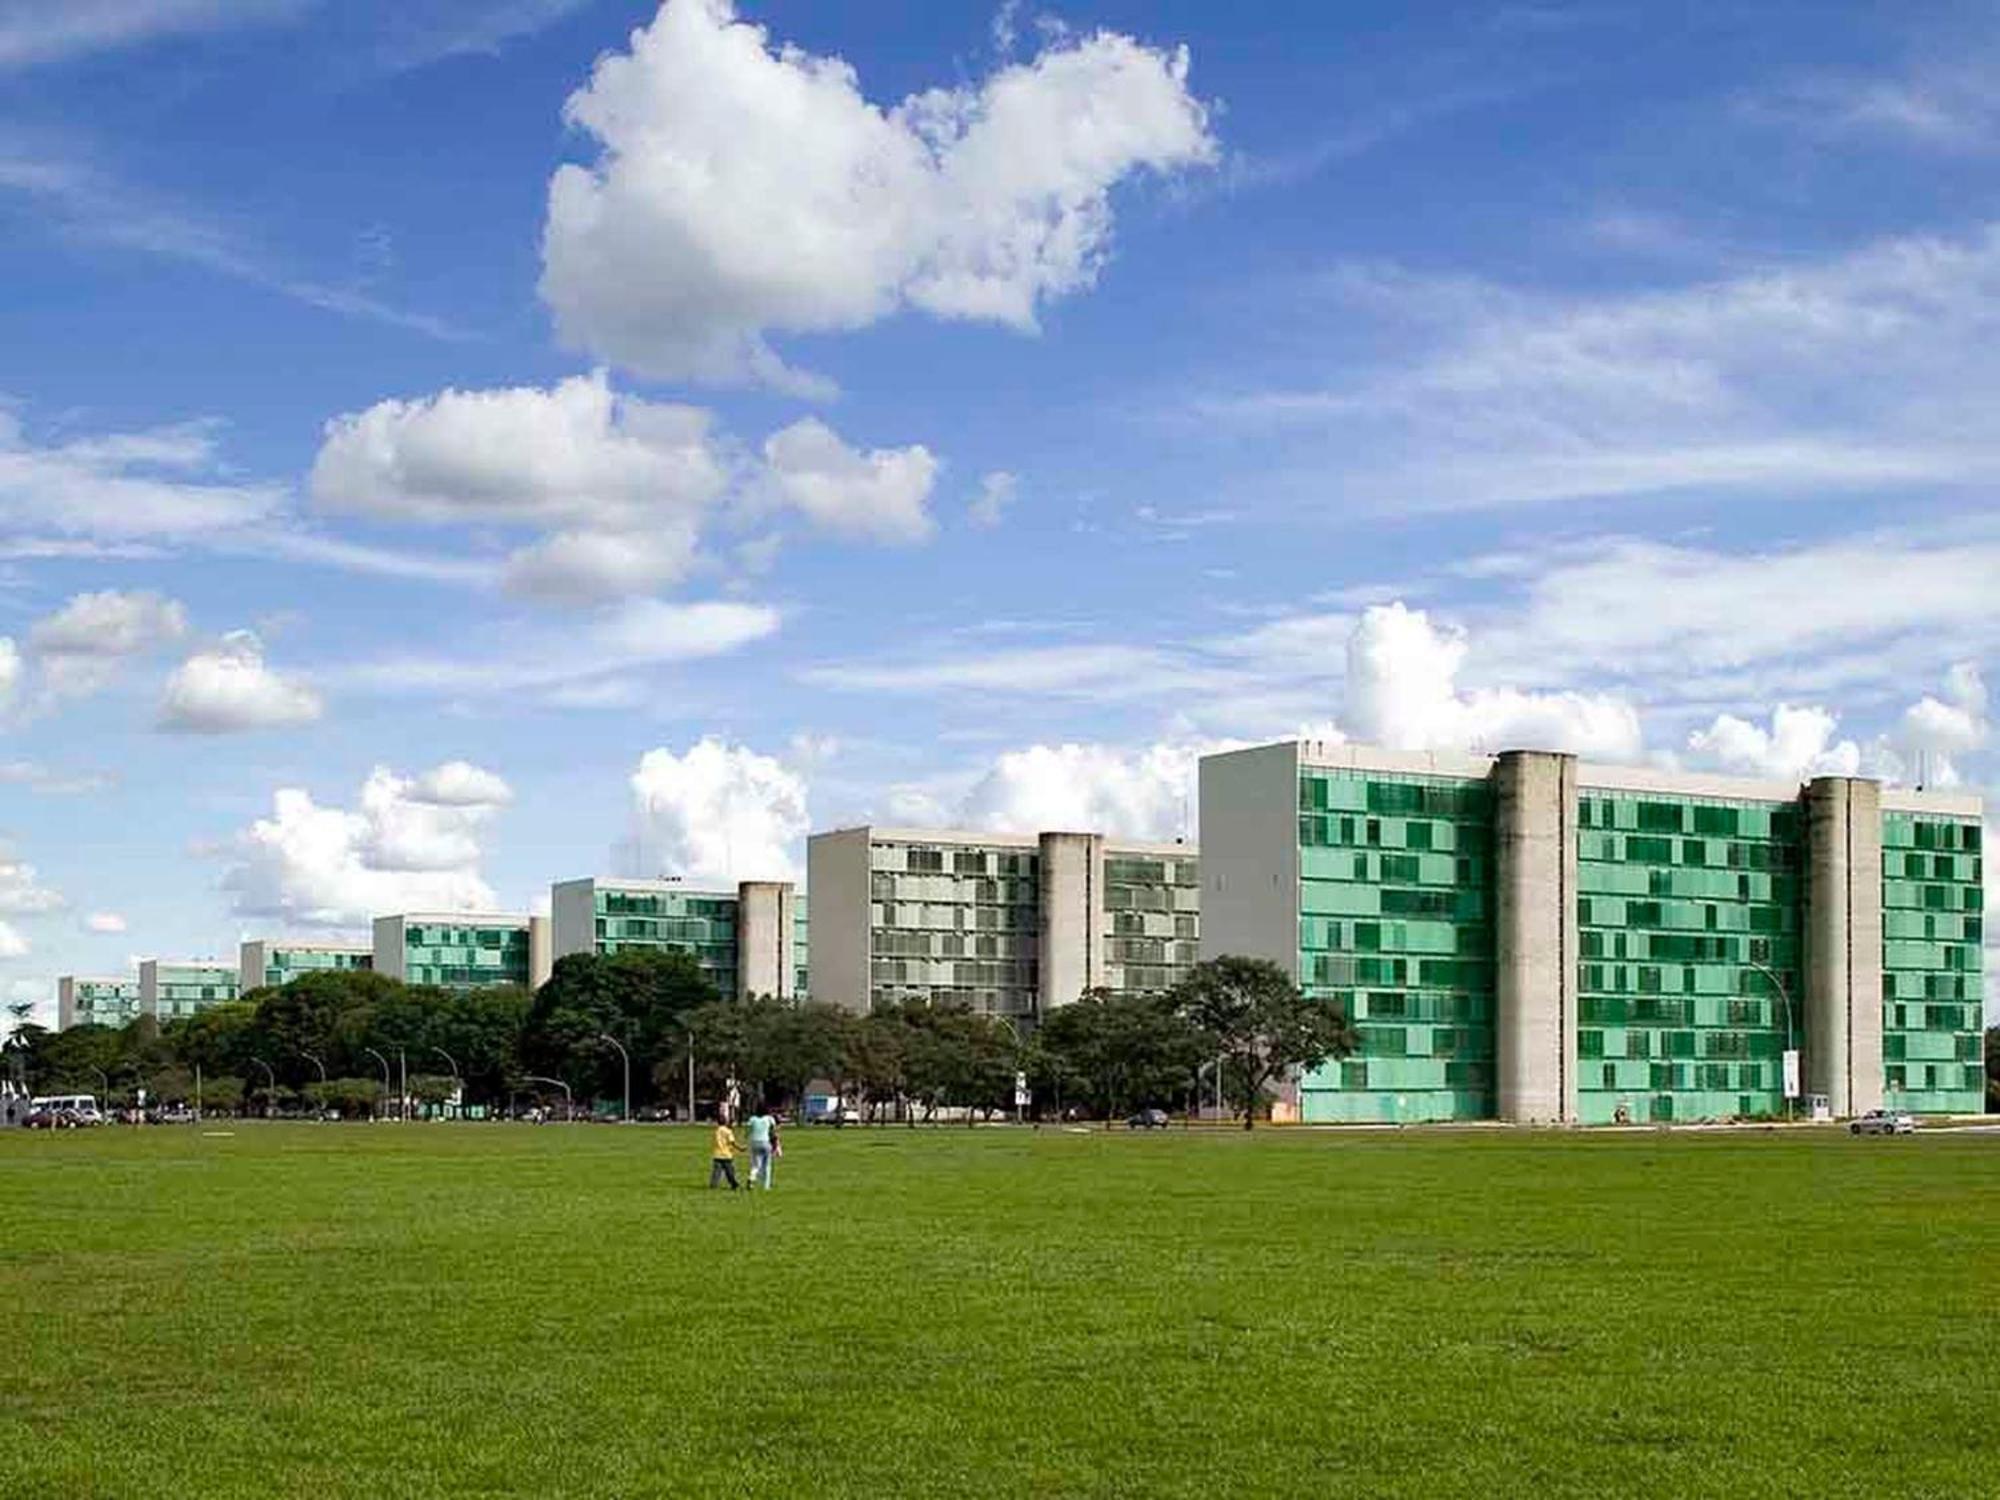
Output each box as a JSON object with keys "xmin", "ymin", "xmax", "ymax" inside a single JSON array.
[
  {"xmin": 1037, "ymin": 832, "xmax": 1105, "ymax": 1014},
  {"xmin": 1494, "ymin": 751, "xmax": 1578, "ymax": 1123},
  {"xmin": 1803, "ymin": 777, "xmax": 1884, "ymax": 1117},
  {"xmin": 736, "ymin": 881, "xmax": 797, "ymax": 1001},
  {"xmin": 528, "ymin": 915, "xmax": 553, "ymax": 991}
]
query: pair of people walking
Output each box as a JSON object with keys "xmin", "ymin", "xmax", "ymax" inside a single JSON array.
[{"xmin": 707, "ymin": 1108, "xmax": 781, "ymax": 1190}]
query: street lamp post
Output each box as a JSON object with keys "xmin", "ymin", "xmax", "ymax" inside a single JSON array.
[
  {"xmin": 299, "ymin": 1050, "xmax": 328, "ymax": 1122},
  {"xmin": 991, "ymin": 1015, "xmax": 1023, "ymax": 1125},
  {"xmin": 88, "ymin": 1065, "xmax": 110, "ymax": 1108},
  {"xmin": 250, "ymin": 1057, "xmax": 277, "ymax": 1118},
  {"xmin": 429, "ymin": 1047, "xmax": 461, "ymax": 1120},
  {"xmin": 523, "ymin": 1074, "xmax": 573, "ymax": 1123},
  {"xmin": 363, "ymin": 1047, "xmax": 393, "ymax": 1123},
  {"xmin": 1747, "ymin": 956, "xmax": 1799, "ymax": 1123},
  {"xmin": 597, "ymin": 1033, "xmax": 630, "ymax": 1123},
  {"xmin": 398, "ymin": 1049, "xmax": 408, "ymax": 1124}
]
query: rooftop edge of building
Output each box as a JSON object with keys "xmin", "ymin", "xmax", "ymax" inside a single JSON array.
[
  {"xmin": 374, "ymin": 911, "xmax": 536, "ymax": 926},
  {"xmin": 808, "ymin": 824, "xmax": 1198, "ymax": 856},
  {"xmin": 551, "ymin": 876, "xmax": 756, "ymax": 897},
  {"xmin": 1208, "ymin": 740, "xmax": 1983, "ymax": 818}
]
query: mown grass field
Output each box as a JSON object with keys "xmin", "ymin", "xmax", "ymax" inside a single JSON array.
[{"xmin": 3, "ymin": 1122, "xmax": 1996, "ymax": 1498}]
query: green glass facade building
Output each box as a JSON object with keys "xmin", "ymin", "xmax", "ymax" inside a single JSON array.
[
  {"xmin": 1880, "ymin": 811, "xmax": 1985, "ymax": 1114},
  {"xmin": 1294, "ymin": 764, "xmax": 1495, "ymax": 1123},
  {"xmin": 1201, "ymin": 741, "xmax": 1986, "ymax": 1124},
  {"xmin": 238, "ymin": 940, "xmax": 373, "ymax": 993},
  {"xmin": 550, "ymin": 877, "xmax": 801, "ymax": 1001},
  {"xmin": 372, "ymin": 913, "xmax": 542, "ymax": 991},
  {"xmin": 139, "ymin": 960, "xmax": 239, "ymax": 1023},
  {"xmin": 57, "ymin": 975, "xmax": 141, "ymax": 1030}
]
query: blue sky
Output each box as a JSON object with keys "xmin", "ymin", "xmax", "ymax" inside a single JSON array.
[{"xmin": 1, "ymin": 0, "xmax": 1994, "ymax": 1024}]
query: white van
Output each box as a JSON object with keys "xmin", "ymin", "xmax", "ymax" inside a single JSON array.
[{"xmin": 30, "ymin": 1094, "xmax": 103, "ymax": 1125}]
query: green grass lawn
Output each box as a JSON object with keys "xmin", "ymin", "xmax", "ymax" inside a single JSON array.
[{"xmin": 3, "ymin": 1123, "xmax": 1996, "ymax": 1498}]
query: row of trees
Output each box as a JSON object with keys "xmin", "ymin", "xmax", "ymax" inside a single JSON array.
[{"xmin": 3, "ymin": 952, "xmax": 1364, "ymax": 1127}]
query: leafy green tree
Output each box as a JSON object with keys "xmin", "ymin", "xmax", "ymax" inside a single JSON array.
[
  {"xmin": 843, "ymin": 1009, "xmax": 908, "ymax": 1122},
  {"xmin": 1170, "ymin": 956, "xmax": 1357, "ymax": 1130},
  {"xmin": 1037, "ymin": 987, "xmax": 1204, "ymax": 1119},
  {"xmin": 523, "ymin": 950, "xmax": 719, "ymax": 1105},
  {"xmin": 305, "ymin": 1077, "xmax": 382, "ymax": 1118},
  {"xmin": 197, "ymin": 1075, "xmax": 245, "ymax": 1116},
  {"xmin": 749, "ymin": 1001, "xmax": 854, "ymax": 1113}
]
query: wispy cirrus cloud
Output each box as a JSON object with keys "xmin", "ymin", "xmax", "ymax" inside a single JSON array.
[
  {"xmin": 0, "ymin": 0, "xmax": 306, "ymax": 70},
  {"xmin": 0, "ymin": 141, "xmax": 460, "ymax": 339},
  {"xmin": 1193, "ymin": 221, "xmax": 2000, "ymax": 513}
]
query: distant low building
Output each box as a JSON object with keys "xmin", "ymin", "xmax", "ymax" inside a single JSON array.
[
  {"xmin": 239, "ymin": 939, "xmax": 372, "ymax": 993},
  {"xmin": 371, "ymin": 912, "xmax": 550, "ymax": 991},
  {"xmin": 806, "ymin": 826, "xmax": 1199, "ymax": 1019},
  {"xmin": 56, "ymin": 975, "xmax": 141, "ymax": 1030},
  {"xmin": 138, "ymin": 960, "xmax": 239, "ymax": 1023},
  {"xmin": 550, "ymin": 877, "xmax": 801, "ymax": 1000}
]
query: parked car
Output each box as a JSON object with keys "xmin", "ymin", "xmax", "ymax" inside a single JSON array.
[
  {"xmin": 1850, "ymin": 1108, "xmax": 1916, "ymax": 1136},
  {"xmin": 1126, "ymin": 1107, "xmax": 1172, "ymax": 1130}
]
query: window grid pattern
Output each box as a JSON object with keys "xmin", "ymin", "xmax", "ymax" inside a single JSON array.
[
  {"xmin": 1102, "ymin": 854, "xmax": 1200, "ymax": 996},
  {"xmin": 869, "ymin": 842, "xmax": 1039, "ymax": 1016},
  {"xmin": 1880, "ymin": 813, "xmax": 1983, "ymax": 1113},
  {"xmin": 403, "ymin": 924, "xmax": 530, "ymax": 990},
  {"xmin": 793, "ymin": 895, "xmax": 810, "ymax": 1000},
  {"xmin": 1576, "ymin": 794, "xmax": 1799, "ymax": 1124},
  {"xmin": 154, "ymin": 966, "xmax": 240, "ymax": 1022},
  {"xmin": 76, "ymin": 980, "xmax": 140, "ymax": 1028},
  {"xmin": 1296, "ymin": 769, "xmax": 1495, "ymax": 1123},
  {"xmin": 593, "ymin": 887, "xmax": 738, "ymax": 996}
]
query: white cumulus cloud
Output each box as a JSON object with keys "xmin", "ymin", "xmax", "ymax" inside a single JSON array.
[
  {"xmin": 27, "ymin": 588, "xmax": 187, "ymax": 700},
  {"xmin": 310, "ymin": 371, "xmax": 941, "ymax": 600},
  {"xmin": 628, "ymin": 737, "xmax": 809, "ymax": 886},
  {"xmin": 539, "ymin": 0, "xmax": 1215, "ymax": 387},
  {"xmin": 83, "ymin": 911, "xmax": 127, "ymax": 934},
  {"xmin": 1344, "ymin": 602, "xmax": 1644, "ymax": 759},
  {"xmin": 220, "ymin": 761, "xmax": 510, "ymax": 927},
  {"xmin": 0, "ymin": 637, "xmax": 18, "ymax": 709},
  {"xmin": 411, "ymin": 760, "xmax": 514, "ymax": 807},
  {"xmin": 310, "ymin": 371, "xmax": 725, "ymax": 604},
  {"xmin": 158, "ymin": 630, "xmax": 322, "ymax": 733},
  {"xmin": 0, "ymin": 920, "xmax": 26, "ymax": 959},
  {"xmin": 957, "ymin": 740, "xmax": 1217, "ymax": 842},
  {"xmin": 758, "ymin": 418, "xmax": 938, "ymax": 542},
  {"xmin": 1686, "ymin": 704, "xmax": 1864, "ymax": 781}
]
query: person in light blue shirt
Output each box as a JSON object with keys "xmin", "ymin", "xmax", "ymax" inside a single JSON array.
[{"xmin": 745, "ymin": 1107, "xmax": 779, "ymax": 1190}]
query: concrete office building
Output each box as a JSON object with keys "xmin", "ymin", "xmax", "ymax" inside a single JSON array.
[
  {"xmin": 372, "ymin": 912, "xmax": 551, "ymax": 991},
  {"xmin": 57, "ymin": 975, "xmax": 141, "ymax": 1030},
  {"xmin": 550, "ymin": 877, "xmax": 801, "ymax": 1000},
  {"xmin": 239, "ymin": 940, "xmax": 372, "ymax": 993},
  {"xmin": 807, "ymin": 826, "xmax": 1199, "ymax": 1018},
  {"xmin": 1201, "ymin": 740, "xmax": 1984, "ymax": 1125},
  {"xmin": 138, "ymin": 960, "xmax": 239, "ymax": 1023}
]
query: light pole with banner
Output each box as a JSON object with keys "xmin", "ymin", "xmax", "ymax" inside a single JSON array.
[
  {"xmin": 1747, "ymin": 956, "xmax": 1799, "ymax": 1122},
  {"xmin": 429, "ymin": 1047, "xmax": 461, "ymax": 1118}
]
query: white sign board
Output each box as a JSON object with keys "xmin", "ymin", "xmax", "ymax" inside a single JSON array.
[
  {"xmin": 1782, "ymin": 1049, "xmax": 1801, "ymax": 1100},
  {"xmin": 1013, "ymin": 1071, "xmax": 1029, "ymax": 1108}
]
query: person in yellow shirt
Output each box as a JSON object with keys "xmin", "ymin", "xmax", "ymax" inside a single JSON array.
[{"xmin": 708, "ymin": 1119, "xmax": 741, "ymax": 1190}]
